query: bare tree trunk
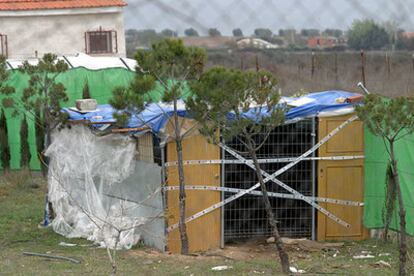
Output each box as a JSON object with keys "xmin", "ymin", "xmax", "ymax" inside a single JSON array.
[
  {"xmin": 390, "ymin": 142, "xmax": 407, "ymax": 276},
  {"xmin": 173, "ymin": 100, "xmax": 189, "ymax": 254},
  {"xmin": 106, "ymin": 247, "xmax": 117, "ymax": 276},
  {"xmin": 383, "ymin": 162, "xmax": 396, "ymax": 242},
  {"xmin": 248, "ymin": 144, "xmax": 290, "ymax": 274},
  {"xmin": 106, "ymin": 228, "xmax": 121, "ymax": 275}
]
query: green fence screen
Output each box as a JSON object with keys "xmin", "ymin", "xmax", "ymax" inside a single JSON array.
[
  {"xmin": 364, "ymin": 127, "xmax": 414, "ymax": 235},
  {"xmin": 0, "ymin": 67, "xmax": 136, "ymax": 170},
  {"xmin": 0, "ymin": 67, "xmax": 192, "ymax": 170}
]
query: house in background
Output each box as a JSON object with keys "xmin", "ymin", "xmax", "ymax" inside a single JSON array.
[
  {"xmin": 401, "ymin": 32, "xmax": 414, "ymax": 40},
  {"xmin": 0, "ymin": 0, "xmax": 127, "ymax": 59},
  {"xmin": 236, "ymin": 37, "xmax": 280, "ymax": 49},
  {"xmin": 308, "ymin": 36, "xmax": 338, "ymax": 49}
]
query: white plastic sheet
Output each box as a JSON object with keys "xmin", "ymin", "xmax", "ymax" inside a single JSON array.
[{"xmin": 45, "ymin": 126, "xmax": 164, "ymax": 250}]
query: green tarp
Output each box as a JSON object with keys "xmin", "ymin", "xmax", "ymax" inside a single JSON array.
[
  {"xmin": 1, "ymin": 67, "xmax": 135, "ymax": 170},
  {"xmin": 364, "ymin": 127, "xmax": 414, "ymax": 235},
  {"xmin": 0, "ymin": 67, "xmax": 192, "ymax": 170}
]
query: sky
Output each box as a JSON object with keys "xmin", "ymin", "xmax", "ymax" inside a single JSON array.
[{"xmin": 124, "ymin": 0, "xmax": 414, "ymax": 36}]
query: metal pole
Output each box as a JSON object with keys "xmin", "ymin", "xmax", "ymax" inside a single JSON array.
[
  {"xmin": 311, "ymin": 117, "xmax": 317, "ymax": 240},
  {"xmin": 220, "ymin": 138, "xmax": 225, "ymax": 248}
]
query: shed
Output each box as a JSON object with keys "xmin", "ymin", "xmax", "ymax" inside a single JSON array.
[{"xmin": 50, "ymin": 90, "xmax": 368, "ymax": 252}]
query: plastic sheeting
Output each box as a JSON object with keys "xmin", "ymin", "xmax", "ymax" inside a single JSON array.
[
  {"xmin": 363, "ymin": 128, "xmax": 414, "ymax": 235},
  {"xmin": 6, "ymin": 53, "xmax": 137, "ymax": 71},
  {"xmin": 64, "ymin": 90, "xmax": 362, "ymax": 134},
  {"xmin": 45, "ymin": 126, "xmax": 165, "ymax": 250}
]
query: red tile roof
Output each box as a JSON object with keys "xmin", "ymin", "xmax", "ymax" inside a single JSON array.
[{"xmin": 0, "ymin": 0, "xmax": 126, "ymax": 11}]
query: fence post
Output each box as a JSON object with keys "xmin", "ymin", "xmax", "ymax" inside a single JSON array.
[
  {"xmin": 311, "ymin": 51, "xmax": 315, "ymax": 79},
  {"xmin": 385, "ymin": 52, "xmax": 391, "ymax": 78},
  {"xmin": 360, "ymin": 50, "xmax": 366, "ymax": 86},
  {"xmin": 334, "ymin": 52, "xmax": 338, "ymax": 83},
  {"xmin": 412, "ymin": 53, "xmax": 414, "ymax": 74}
]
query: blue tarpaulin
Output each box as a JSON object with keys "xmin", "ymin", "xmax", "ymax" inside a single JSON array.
[{"xmin": 63, "ymin": 90, "xmax": 361, "ymax": 133}]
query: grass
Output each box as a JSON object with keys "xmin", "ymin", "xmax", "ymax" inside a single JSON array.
[{"xmin": 0, "ymin": 172, "xmax": 413, "ymax": 275}]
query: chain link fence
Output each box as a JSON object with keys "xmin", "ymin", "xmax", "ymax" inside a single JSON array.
[
  {"xmin": 1, "ymin": 0, "xmax": 413, "ymax": 96},
  {"xmin": 123, "ymin": 0, "xmax": 414, "ymax": 97}
]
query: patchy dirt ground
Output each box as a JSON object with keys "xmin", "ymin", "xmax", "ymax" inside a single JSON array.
[{"xmin": 0, "ymin": 173, "xmax": 412, "ymax": 275}]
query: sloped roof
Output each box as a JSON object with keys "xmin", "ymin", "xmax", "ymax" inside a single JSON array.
[{"xmin": 0, "ymin": 0, "xmax": 126, "ymax": 11}]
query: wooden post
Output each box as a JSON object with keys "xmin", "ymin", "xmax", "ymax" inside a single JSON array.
[
  {"xmin": 360, "ymin": 50, "xmax": 366, "ymax": 86},
  {"xmin": 255, "ymin": 55, "xmax": 259, "ymax": 72},
  {"xmin": 385, "ymin": 52, "xmax": 391, "ymax": 78},
  {"xmin": 240, "ymin": 56, "xmax": 244, "ymax": 71},
  {"xmin": 412, "ymin": 53, "xmax": 414, "ymax": 73},
  {"xmin": 311, "ymin": 51, "xmax": 315, "ymax": 79},
  {"xmin": 334, "ymin": 52, "xmax": 338, "ymax": 83}
]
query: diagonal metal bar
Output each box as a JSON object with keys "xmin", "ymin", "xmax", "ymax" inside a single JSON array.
[{"xmin": 220, "ymin": 143, "xmax": 350, "ymax": 227}]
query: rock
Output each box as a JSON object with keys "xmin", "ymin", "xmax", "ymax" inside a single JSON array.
[
  {"xmin": 211, "ymin": 265, "xmax": 233, "ymax": 271},
  {"xmin": 266, "ymin": 237, "xmax": 275, "ymax": 243},
  {"xmin": 373, "ymin": 260, "xmax": 391, "ymax": 268},
  {"xmin": 353, "ymin": 254, "xmax": 375, "ymax": 259},
  {"xmin": 289, "ymin": 266, "xmax": 306, "ymax": 273}
]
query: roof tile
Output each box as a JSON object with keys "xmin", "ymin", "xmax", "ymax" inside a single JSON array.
[{"xmin": 0, "ymin": 0, "xmax": 126, "ymax": 11}]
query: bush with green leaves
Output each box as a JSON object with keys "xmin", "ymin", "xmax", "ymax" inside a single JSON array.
[
  {"xmin": 82, "ymin": 80, "xmax": 91, "ymax": 99},
  {"xmin": 0, "ymin": 108, "xmax": 10, "ymax": 173},
  {"xmin": 0, "ymin": 56, "xmax": 13, "ymax": 173},
  {"xmin": 348, "ymin": 20, "xmax": 390, "ymax": 50},
  {"xmin": 20, "ymin": 115, "xmax": 31, "ymax": 169}
]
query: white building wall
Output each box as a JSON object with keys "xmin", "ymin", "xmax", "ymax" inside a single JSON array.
[{"xmin": 0, "ymin": 7, "xmax": 126, "ymax": 59}]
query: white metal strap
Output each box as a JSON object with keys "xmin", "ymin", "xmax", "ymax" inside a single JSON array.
[
  {"xmin": 165, "ymin": 155, "xmax": 365, "ymax": 167},
  {"xmin": 166, "ymin": 115, "xmax": 358, "ymax": 232},
  {"xmin": 164, "ymin": 185, "xmax": 364, "ymax": 206}
]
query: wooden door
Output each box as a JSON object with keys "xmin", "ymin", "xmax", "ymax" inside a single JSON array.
[
  {"xmin": 317, "ymin": 114, "xmax": 369, "ymax": 241},
  {"xmin": 166, "ymin": 134, "xmax": 221, "ymax": 253}
]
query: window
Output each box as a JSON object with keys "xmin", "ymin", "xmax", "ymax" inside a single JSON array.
[
  {"xmin": 0, "ymin": 34, "xmax": 8, "ymax": 57},
  {"xmin": 85, "ymin": 29, "xmax": 117, "ymax": 54}
]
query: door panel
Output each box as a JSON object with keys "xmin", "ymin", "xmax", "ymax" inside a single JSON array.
[
  {"xmin": 166, "ymin": 134, "xmax": 221, "ymax": 253},
  {"xmin": 317, "ymin": 114, "xmax": 368, "ymax": 241}
]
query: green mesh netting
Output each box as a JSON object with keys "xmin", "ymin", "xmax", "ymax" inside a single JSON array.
[{"xmin": 363, "ymin": 127, "xmax": 414, "ymax": 235}]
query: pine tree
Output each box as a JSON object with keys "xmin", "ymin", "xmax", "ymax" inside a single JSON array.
[
  {"xmin": 35, "ymin": 109, "xmax": 46, "ymax": 177},
  {"xmin": 82, "ymin": 80, "xmax": 91, "ymax": 99},
  {"xmin": 110, "ymin": 39, "xmax": 206, "ymax": 254},
  {"xmin": 187, "ymin": 67, "xmax": 290, "ymax": 273},
  {"xmin": 1, "ymin": 53, "xmax": 69, "ymax": 176},
  {"xmin": 0, "ymin": 108, "xmax": 10, "ymax": 173},
  {"xmin": 20, "ymin": 114, "xmax": 31, "ymax": 169}
]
